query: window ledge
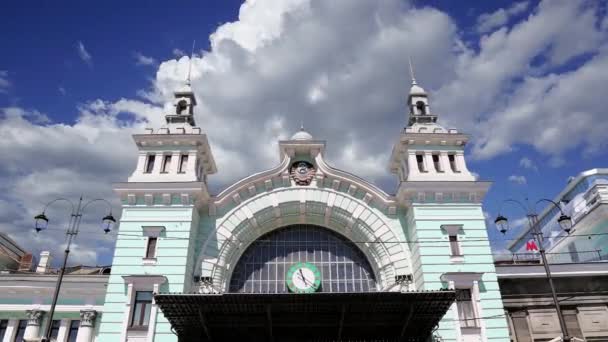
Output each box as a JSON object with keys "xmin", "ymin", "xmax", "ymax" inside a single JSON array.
[
  {"xmin": 142, "ymin": 258, "xmax": 157, "ymax": 265},
  {"xmin": 128, "ymin": 326, "xmax": 149, "ymax": 332},
  {"xmin": 450, "ymin": 255, "xmax": 464, "ymax": 263},
  {"xmin": 460, "ymin": 326, "xmax": 481, "ymax": 334}
]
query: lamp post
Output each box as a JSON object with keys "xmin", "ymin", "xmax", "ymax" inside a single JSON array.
[
  {"xmin": 34, "ymin": 196, "xmax": 115, "ymax": 342},
  {"xmin": 494, "ymin": 198, "xmax": 573, "ymax": 342}
]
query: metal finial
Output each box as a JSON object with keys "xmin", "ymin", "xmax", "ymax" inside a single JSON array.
[
  {"xmin": 186, "ymin": 40, "xmax": 196, "ymax": 85},
  {"xmin": 408, "ymin": 57, "xmax": 417, "ymax": 85},
  {"xmin": 300, "ymin": 121, "xmax": 305, "ymax": 131}
]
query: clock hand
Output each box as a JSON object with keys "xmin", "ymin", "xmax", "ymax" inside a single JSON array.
[{"xmin": 299, "ymin": 269, "xmax": 312, "ymax": 286}]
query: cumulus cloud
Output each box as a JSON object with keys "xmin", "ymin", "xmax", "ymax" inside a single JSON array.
[
  {"xmin": 76, "ymin": 41, "xmax": 92, "ymax": 65},
  {"xmin": 476, "ymin": 1, "xmax": 530, "ymax": 34},
  {"xmin": 2, "ymin": 0, "xmax": 608, "ymax": 266},
  {"xmin": 519, "ymin": 157, "xmax": 538, "ymax": 171},
  {"xmin": 435, "ymin": 0, "xmax": 608, "ymax": 159},
  {"xmin": 172, "ymin": 48, "xmax": 186, "ymax": 58},
  {"xmin": 134, "ymin": 51, "xmax": 157, "ymax": 66},
  {"xmin": 508, "ymin": 175, "xmax": 527, "ymax": 185},
  {"xmin": 0, "ymin": 70, "xmax": 10, "ymax": 93}
]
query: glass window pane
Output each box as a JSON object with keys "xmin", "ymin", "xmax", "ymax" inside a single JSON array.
[
  {"xmin": 67, "ymin": 320, "xmax": 80, "ymax": 342},
  {"xmin": 228, "ymin": 225, "xmax": 377, "ymax": 294}
]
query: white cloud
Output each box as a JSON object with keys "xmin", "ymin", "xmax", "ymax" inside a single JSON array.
[
  {"xmin": 519, "ymin": 157, "xmax": 537, "ymax": 171},
  {"xmin": 476, "ymin": 1, "xmax": 530, "ymax": 34},
  {"xmin": 134, "ymin": 51, "xmax": 157, "ymax": 66},
  {"xmin": 2, "ymin": 0, "xmax": 608, "ymax": 265},
  {"xmin": 172, "ymin": 48, "xmax": 186, "ymax": 58},
  {"xmin": 508, "ymin": 175, "xmax": 527, "ymax": 185},
  {"xmin": 76, "ymin": 41, "xmax": 92, "ymax": 65},
  {"xmin": 0, "ymin": 70, "xmax": 11, "ymax": 93},
  {"xmin": 58, "ymin": 86, "xmax": 67, "ymax": 95},
  {"xmin": 435, "ymin": 0, "xmax": 607, "ymax": 160}
]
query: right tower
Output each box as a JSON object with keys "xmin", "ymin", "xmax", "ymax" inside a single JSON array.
[{"xmin": 390, "ymin": 63, "xmax": 511, "ymax": 342}]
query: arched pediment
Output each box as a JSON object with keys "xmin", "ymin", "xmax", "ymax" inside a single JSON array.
[
  {"xmin": 197, "ymin": 186, "xmax": 411, "ymax": 292},
  {"xmin": 210, "ymin": 150, "xmax": 398, "ymax": 217}
]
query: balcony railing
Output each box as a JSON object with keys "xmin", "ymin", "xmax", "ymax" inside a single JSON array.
[{"xmin": 499, "ymin": 250, "xmax": 607, "ymax": 265}]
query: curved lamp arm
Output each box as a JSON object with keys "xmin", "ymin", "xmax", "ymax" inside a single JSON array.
[
  {"xmin": 80, "ymin": 198, "xmax": 116, "ymax": 234},
  {"xmin": 534, "ymin": 198, "xmax": 566, "ymax": 215},
  {"xmin": 41, "ymin": 198, "xmax": 76, "ymax": 216},
  {"xmin": 81, "ymin": 198, "xmax": 114, "ymax": 215},
  {"xmin": 535, "ymin": 198, "xmax": 573, "ymax": 233}
]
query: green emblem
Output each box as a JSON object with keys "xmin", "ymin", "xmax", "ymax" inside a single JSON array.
[{"xmin": 286, "ymin": 262, "xmax": 321, "ymax": 293}]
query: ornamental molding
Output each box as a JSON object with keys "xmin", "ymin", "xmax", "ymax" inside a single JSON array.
[
  {"xmin": 79, "ymin": 310, "xmax": 97, "ymax": 327},
  {"xmin": 211, "ymin": 152, "xmax": 397, "ymax": 216},
  {"xmin": 25, "ymin": 309, "xmax": 44, "ymax": 326},
  {"xmin": 197, "ymin": 186, "xmax": 411, "ymax": 292},
  {"xmin": 289, "ymin": 161, "xmax": 316, "ymax": 186}
]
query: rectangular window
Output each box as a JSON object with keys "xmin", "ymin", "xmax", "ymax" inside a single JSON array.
[
  {"xmin": 178, "ymin": 154, "xmax": 188, "ymax": 173},
  {"xmin": 456, "ymin": 289, "xmax": 478, "ymax": 328},
  {"xmin": 50, "ymin": 320, "xmax": 61, "ymax": 340},
  {"xmin": 14, "ymin": 320, "xmax": 27, "ymax": 342},
  {"xmin": 146, "ymin": 237, "xmax": 157, "ymax": 259},
  {"xmin": 449, "ymin": 235, "xmax": 462, "ymax": 256},
  {"xmin": 67, "ymin": 320, "xmax": 80, "ymax": 342},
  {"xmin": 416, "ymin": 154, "xmax": 425, "ymax": 172},
  {"xmin": 145, "ymin": 154, "xmax": 156, "ymax": 173},
  {"xmin": 448, "ymin": 154, "xmax": 458, "ymax": 172},
  {"xmin": 131, "ymin": 291, "xmax": 153, "ymax": 328},
  {"xmin": 432, "ymin": 154, "xmax": 442, "ymax": 172},
  {"xmin": 161, "ymin": 155, "xmax": 172, "ymax": 173},
  {"xmin": 0, "ymin": 320, "xmax": 7, "ymax": 341}
]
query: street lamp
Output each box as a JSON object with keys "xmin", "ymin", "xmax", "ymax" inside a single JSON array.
[
  {"xmin": 494, "ymin": 198, "xmax": 573, "ymax": 342},
  {"xmin": 34, "ymin": 196, "xmax": 115, "ymax": 342}
]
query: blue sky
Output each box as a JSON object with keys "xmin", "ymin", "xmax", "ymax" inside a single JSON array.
[{"xmin": 1, "ymin": 0, "xmax": 607, "ymax": 266}]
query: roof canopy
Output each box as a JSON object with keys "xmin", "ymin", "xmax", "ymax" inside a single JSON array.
[{"xmin": 156, "ymin": 291, "xmax": 455, "ymax": 342}]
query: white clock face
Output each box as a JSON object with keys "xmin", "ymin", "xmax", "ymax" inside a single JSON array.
[{"xmin": 291, "ymin": 267, "xmax": 316, "ymax": 290}]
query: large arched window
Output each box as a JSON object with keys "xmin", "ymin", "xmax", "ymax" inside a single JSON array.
[{"xmin": 229, "ymin": 225, "xmax": 377, "ymax": 293}]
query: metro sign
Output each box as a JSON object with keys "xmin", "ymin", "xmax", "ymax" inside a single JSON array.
[{"xmin": 525, "ymin": 239, "xmax": 539, "ymax": 252}]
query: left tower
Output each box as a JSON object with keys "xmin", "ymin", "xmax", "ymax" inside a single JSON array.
[{"xmin": 97, "ymin": 80, "xmax": 215, "ymax": 342}]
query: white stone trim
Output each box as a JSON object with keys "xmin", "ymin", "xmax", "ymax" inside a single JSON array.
[
  {"xmin": 197, "ymin": 187, "xmax": 411, "ymax": 292},
  {"xmin": 120, "ymin": 276, "xmax": 166, "ymax": 342}
]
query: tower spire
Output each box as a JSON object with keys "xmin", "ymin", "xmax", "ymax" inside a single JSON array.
[
  {"xmin": 408, "ymin": 57, "xmax": 417, "ymax": 85},
  {"xmin": 186, "ymin": 40, "xmax": 196, "ymax": 86}
]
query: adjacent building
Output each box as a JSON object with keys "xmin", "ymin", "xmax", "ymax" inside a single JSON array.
[
  {"xmin": 508, "ymin": 169, "xmax": 608, "ymax": 263},
  {"xmin": 496, "ymin": 259, "xmax": 608, "ymax": 341},
  {"xmin": 0, "ymin": 250, "xmax": 109, "ymax": 342}
]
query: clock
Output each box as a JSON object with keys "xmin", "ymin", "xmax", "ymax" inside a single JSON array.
[{"xmin": 286, "ymin": 262, "xmax": 321, "ymax": 293}]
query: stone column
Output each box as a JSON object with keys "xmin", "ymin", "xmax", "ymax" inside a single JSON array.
[
  {"xmin": 23, "ymin": 309, "xmax": 44, "ymax": 341},
  {"xmin": 75, "ymin": 310, "xmax": 97, "ymax": 342}
]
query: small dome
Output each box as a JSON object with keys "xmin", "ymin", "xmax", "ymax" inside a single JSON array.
[
  {"xmin": 410, "ymin": 84, "xmax": 427, "ymax": 95},
  {"xmin": 291, "ymin": 127, "xmax": 313, "ymax": 141}
]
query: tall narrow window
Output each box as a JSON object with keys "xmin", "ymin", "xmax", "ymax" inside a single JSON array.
[
  {"xmin": 432, "ymin": 154, "xmax": 442, "ymax": 172},
  {"xmin": 50, "ymin": 320, "xmax": 61, "ymax": 340},
  {"xmin": 456, "ymin": 289, "xmax": 478, "ymax": 328},
  {"xmin": 67, "ymin": 320, "xmax": 80, "ymax": 342},
  {"xmin": 0, "ymin": 320, "xmax": 8, "ymax": 341},
  {"xmin": 448, "ymin": 154, "xmax": 458, "ymax": 172},
  {"xmin": 449, "ymin": 234, "xmax": 462, "ymax": 256},
  {"xmin": 131, "ymin": 291, "xmax": 153, "ymax": 328},
  {"xmin": 416, "ymin": 154, "xmax": 425, "ymax": 172},
  {"xmin": 14, "ymin": 320, "xmax": 27, "ymax": 342},
  {"xmin": 145, "ymin": 237, "xmax": 157, "ymax": 259},
  {"xmin": 178, "ymin": 154, "xmax": 188, "ymax": 173},
  {"xmin": 161, "ymin": 155, "xmax": 172, "ymax": 173},
  {"xmin": 145, "ymin": 155, "xmax": 156, "ymax": 173},
  {"xmin": 416, "ymin": 101, "xmax": 426, "ymax": 115}
]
